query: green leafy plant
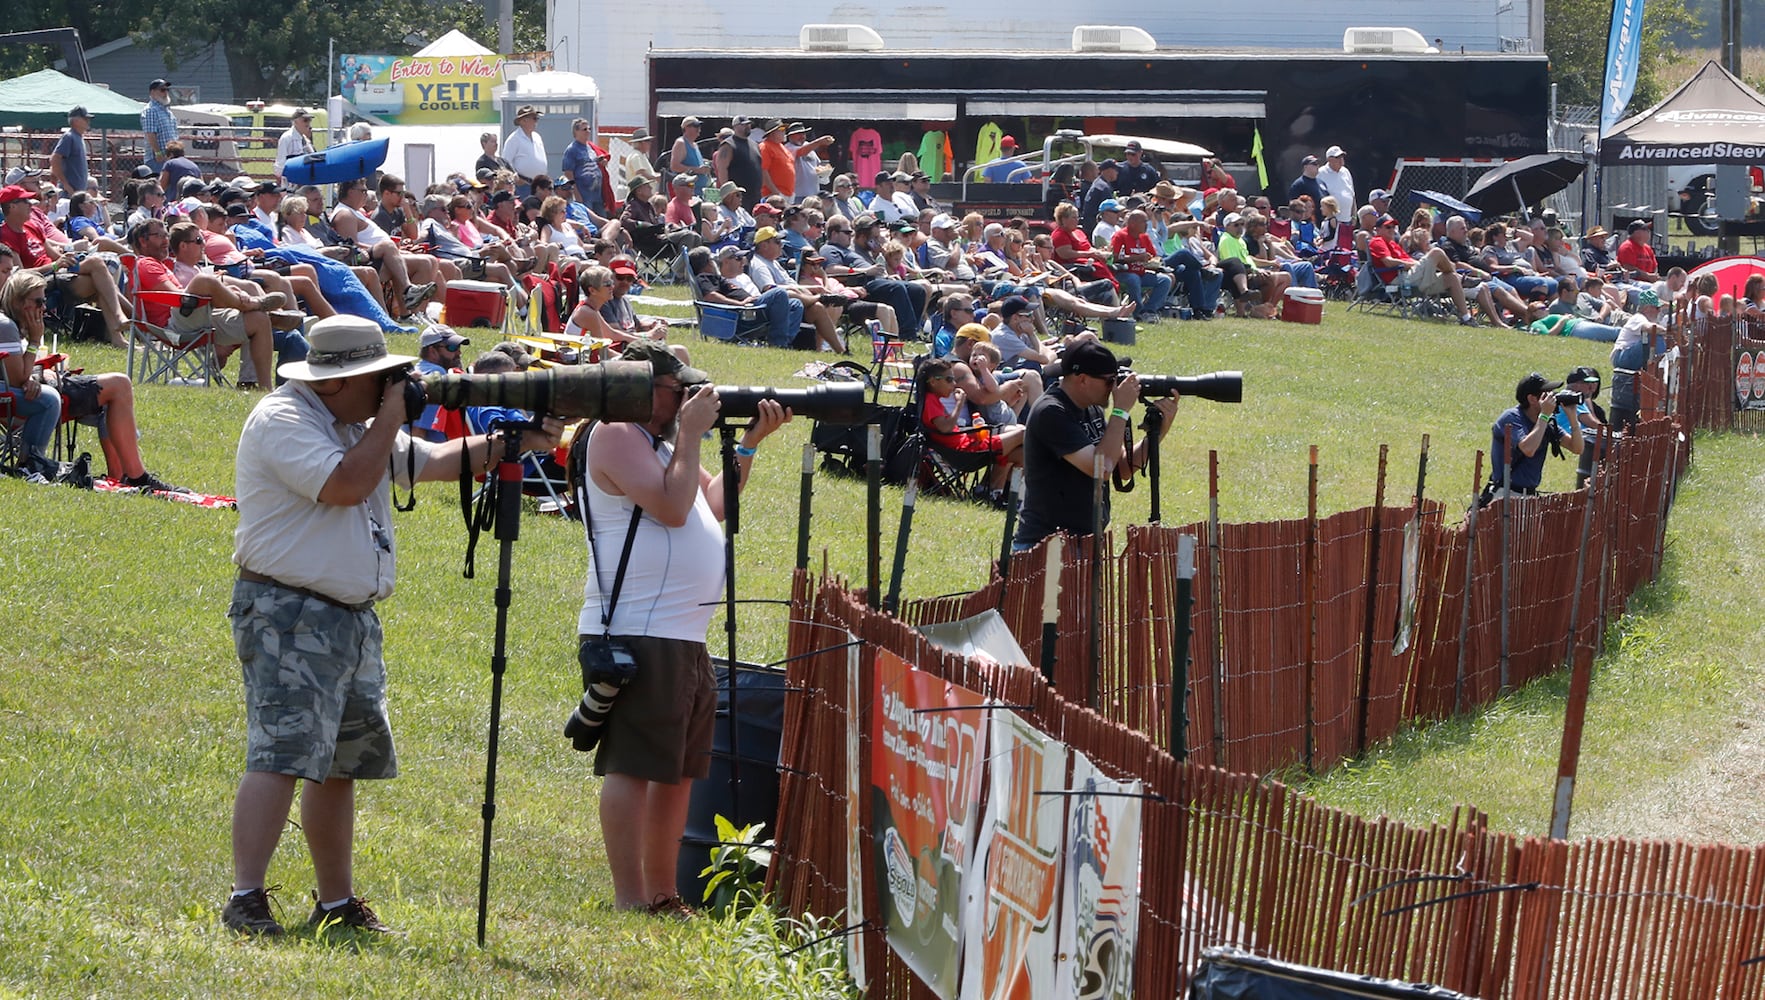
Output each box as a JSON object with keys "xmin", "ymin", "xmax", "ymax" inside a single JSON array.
[{"xmin": 698, "ymin": 815, "xmax": 774, "ymax": 917}]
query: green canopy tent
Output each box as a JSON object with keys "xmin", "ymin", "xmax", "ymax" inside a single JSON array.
[{"xmin": 0, "ymin": 69, "xmax": 144, "ymax": 130}]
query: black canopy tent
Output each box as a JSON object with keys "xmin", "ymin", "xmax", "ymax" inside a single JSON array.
[{"xmin": 1600, "ymin": 60, "xmax": 1765, "ymax": 165}]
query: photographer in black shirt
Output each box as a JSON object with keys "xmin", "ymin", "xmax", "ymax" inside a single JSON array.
[{"xmin": 1012, "ymin": 341, "xmax": 1178, "ymax": 549}]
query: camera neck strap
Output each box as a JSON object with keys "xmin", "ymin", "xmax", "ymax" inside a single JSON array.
[
  {"xmin": 582, "ymin": 426, "xmax": 663, "ymax": 638},
  {"xmin": 585, "ymin": 502, "xmax": 644, "ymax": 640}
]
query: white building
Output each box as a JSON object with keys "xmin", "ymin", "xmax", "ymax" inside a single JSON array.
[{"xmin": 550, "ymin": 0, "xmax": 1539, "ymax": 128}]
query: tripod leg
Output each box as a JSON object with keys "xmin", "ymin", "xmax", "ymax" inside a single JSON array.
[
  {"xmin": 719, "ymin": 425, "xmax": 743, "ymax": 822},
  {"xmin": 476, "ymin": 431, "xmax": 527, "ymax": 947}
]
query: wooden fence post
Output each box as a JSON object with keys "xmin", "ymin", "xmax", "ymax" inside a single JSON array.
[
  {"xmin": 1455, "ymin": 451, "xmax": 1484, "ymax": 714},
  {"xmin": 1550, "ymin": 455, "xmax": 1600, "ymax": 841},
  {"xmin": 1355, "ymin": 443, "xmax": 1389, "ymax": 756},
  {"xmin": 1209, "ymin": 450, "xmax": 1226, "ymax": 768},
  {"xmin": 1304, "ymin": 445, "xmax": 1318, "ymax": 770}
]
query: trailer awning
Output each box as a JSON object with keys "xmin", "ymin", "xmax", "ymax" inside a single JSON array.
[
  {"xmin": 966, "ymin": 90, "xmax": 1265, "ymax": 119},
  {"xmin": 658, "ymin": 99, "xmax": 959, "ymax": 121},
  {"xmin": 655, "ymin": 87, "xmax": 1263, "ymax": 122}
]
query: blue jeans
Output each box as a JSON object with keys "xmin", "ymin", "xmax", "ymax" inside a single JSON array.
[
  {"xmin": 1164, "ymin": 250, "xmax": 1223, "ymax": 316},
  {"xmin": 865, "ymin": 278, "xmax": 926, "ymax": 334},
  {"xmin": 756, "ymin": 287, "xmax": 805, "ymax": 347},
  {"xmin": 1508, "ymin": 274, "xmax": 1557, "ymax": 299},
  {"xmin": 1566, "ymin": 321, "xmax": 1622, "ymax": 342},
  {"xmin": 273, "ymin": 327, "xmax": 309, "ymax": 386},
  {"xmin": 1118, "ymin": 270, "xmax": 1173, "ymax": 316},
  {"xmin": 9, "ymin": 382, "xmax": 62, "ymax": 461},
  {"xmin": 1281, "ymin": 260, "xmax": 1318, "ymax": 289}
]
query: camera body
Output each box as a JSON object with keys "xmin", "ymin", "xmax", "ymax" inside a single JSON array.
[
  {"xmin": 579, "ymin": 635, "xmax": 639, "ymax": 687},
  {"xmin": 375, "ymin": 364, "xmax": 429, "ymax": 423},
  {"xmin": 1554, "ymin": 388, "xmax": 1584, "ymax": 411}
]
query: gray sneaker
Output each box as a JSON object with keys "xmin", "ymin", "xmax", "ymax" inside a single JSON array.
[
  {"xmin": 307, "ymin": 894, "xmax": 392, "ymax": 933},
  {"xmin": 402, "ymin": 282, "xmax": 437, "ymax": 309},
  {"xmin": 221, "ymin": 886, "xmax": 285, "ymax": 936}
]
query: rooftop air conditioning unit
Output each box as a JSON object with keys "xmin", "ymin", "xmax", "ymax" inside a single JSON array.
[
  {"xmin": 799, "ymin": 24, "xmax": 885, "ymax": 52},
  {"xmin": 1343, "ymin": 27, "xmax": 1439, "ymax": 54},
  {"xmin": 1071, "ymin": 25, "xmax": 1157, "ymax": 54}
]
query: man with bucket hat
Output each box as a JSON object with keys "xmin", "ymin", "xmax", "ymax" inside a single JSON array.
[{"xmin": 222, "ymin": 316, "xmax": 562, "ymax": 937}]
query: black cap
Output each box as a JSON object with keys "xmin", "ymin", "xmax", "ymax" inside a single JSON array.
[
  {"xmin": 1627, "ymin": 219, "xmax": 1652, "ymax": 233},
  {"xmin": 1123, "ymin": 140, "xmax": 1143, "ymax": 153},
  {"xmin": 1059, "ymin": 340, "xmax": 1119, "ymax": 379},
  {"xmin": 131, "ymin": 165, "xmax": 155, "ymax": 179},
  {"xmin": 1099, "ymin": 159, "xmax": 1119, "ymax": 171},
  {"xmin": 1566, "ymin": 365, "xmax": 1601, "ymax": 386},
  {"xmin": 149, "ymin": 78, "xmax": 170, "ymax": 92},
  {"xmin": 68, "ymin": 105, "xmax": 90, "ymax": 120},
  {"xmin": 179, "ymin": 177, "xmax": 206, "ymax": 197},
  {"xmin": 224, "ymin": 202, "xmax": 250, "ymax": 218},
  {"xmin": 1516, "ymin": 371, "xmax": 1564, "ymax": 403},
  {"xmin": 874, "ymin": 170, "xmax": 892, "ymax": 185},
  {"xmin": 254, "ymin": 181, "xmax": 282, "ymax": 196},
  {"xmin": 997, "ymin": 296, "xmax": 1035, "ymax": 321},
  {"xmin": 490, "ymin": 190, "xmax": 516, "ymax": 206}
]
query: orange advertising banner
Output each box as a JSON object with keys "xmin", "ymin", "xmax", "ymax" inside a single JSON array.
[
  {"xmin": 871, "ymin": 649, "xmax": 989, "ymax": 1000},
  {"xmin": 960, "ymin": 710, "xmax": 1068, "ymax": 1000}
]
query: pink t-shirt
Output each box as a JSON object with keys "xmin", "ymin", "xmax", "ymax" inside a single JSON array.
[{"xmin": 849, "ymin": 128, "xmax": 883, "ymax": 185}]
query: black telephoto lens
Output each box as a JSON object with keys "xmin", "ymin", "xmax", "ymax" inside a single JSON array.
[
  {"xmin": 1136, "ymin": 371, "xmax": 1244, "ymax": 403},
  {"xmin": 714, "ymin": 382, "xmax": 868, "ymax": 423}
]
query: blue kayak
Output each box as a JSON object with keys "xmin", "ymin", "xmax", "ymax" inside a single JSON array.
[{"xmin": 281, "ymin": 137, "xmax": 390, "ymax": 185}]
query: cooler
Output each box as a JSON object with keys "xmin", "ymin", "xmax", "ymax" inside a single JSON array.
[
  {"xmin": 1280, "ymin": 287, "xmax": 1324, "ymax": 324},
  {"xmin": 443, "ymin": 280, "xmax": 507, "ymax": 328}
]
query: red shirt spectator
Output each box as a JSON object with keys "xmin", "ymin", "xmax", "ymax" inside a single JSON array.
[
  {"xmin": 664, "ymin": 192, "xmax": 698, "ymax": 227},
  {"xmin": 1616, "ymin": 230, "xmax": 1659, "ymax": 279},
  {"xmin": 0, "ymin": 215, "xmax": 54, "ymax": 268},
  {"xmin": 130, "ymin": 254, "xmax": 182, "ymax": 326},
  {"xmin": 1109, "ymin": 227, "xmax": 1157, "ymax": 275},
  {"xmin": 1367, "ymin": 231, "xmax": 1415, "ymax": 285}
]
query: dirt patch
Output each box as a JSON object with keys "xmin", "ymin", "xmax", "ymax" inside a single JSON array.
[{"xmin": 1575, "ymin": 706, "xmax": 1765, "ymax": 844}]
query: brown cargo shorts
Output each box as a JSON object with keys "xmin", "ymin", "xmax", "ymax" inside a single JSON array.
[{"xmin": 590, "ymin": 634, "xmax": 715, "ymax": 784}]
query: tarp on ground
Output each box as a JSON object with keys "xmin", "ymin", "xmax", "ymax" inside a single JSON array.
[
  {"xmin": 1600, "ymin": 60, "xmax": 1765, "ymax": 166},
  {"xmin": 0, "ymin": 69, "xmax": 145, "ymax": 131}
]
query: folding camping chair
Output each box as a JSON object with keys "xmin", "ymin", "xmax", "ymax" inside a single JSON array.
[
  {"xmin": 0, "ymin": 349, "xmax": 85, "ymax": 476},
  {"xmin": 120, "ymin": 255, "xmax": 225, "ymax": 386}
]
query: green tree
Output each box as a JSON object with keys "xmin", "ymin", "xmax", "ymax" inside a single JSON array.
[
  {"xmin": 132, "ymin": 0, "xmax": 545, "ymax": 103},
  {"xmin": 4, "ymin": 0, "xmax": 157, "ymax": 73},
  {"xmin": 1546, "ymin": 0, "xmax": 1701, "ymax": 113}
]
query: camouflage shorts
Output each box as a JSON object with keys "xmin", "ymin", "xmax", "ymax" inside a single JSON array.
[{"xmin": 228, "ymin": 579, "xmax": 398, "ymax": 782}]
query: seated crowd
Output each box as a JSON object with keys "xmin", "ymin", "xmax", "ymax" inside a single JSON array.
[{"xmin": 2, "ymin": 113, "xmax": 1734, "ymax": 496}]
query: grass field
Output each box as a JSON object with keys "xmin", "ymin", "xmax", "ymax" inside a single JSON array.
[{"xmin": 2, "ymin": 297, "xmax": 1745, "ymax": 997}]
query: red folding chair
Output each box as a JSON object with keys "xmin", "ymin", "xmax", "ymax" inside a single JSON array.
[{"xmin": 120, "ymin": 254, "xmax": 225, "ymax": 387}]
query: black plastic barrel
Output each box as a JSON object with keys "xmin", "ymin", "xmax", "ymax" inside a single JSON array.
[
  {"xmin": 675, "ymin": 660, "xmax": 788, "ymax": 904},
  {"xmin": 1102, "ymin": 316, "xmax": 1137, "ymax": 345}
]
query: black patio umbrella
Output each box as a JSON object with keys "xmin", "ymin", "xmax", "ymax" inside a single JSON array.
[{"xmin": 1463, "ymin": 154, "xmax": 1587, "ymax": 219}]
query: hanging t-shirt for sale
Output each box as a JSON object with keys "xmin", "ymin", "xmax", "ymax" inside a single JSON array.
[
  {"xmin": 849, "ymin": 128, "xmax": 883, "ymax": 184},
  {"xmin": 974, "ymin": 122, "xmax": 1004, "ymax": 167},
  {"xmin": 917, "ymin": 131, "xmax": 948, "ymax": 181}
]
